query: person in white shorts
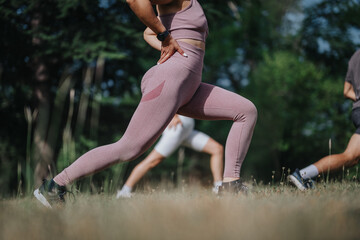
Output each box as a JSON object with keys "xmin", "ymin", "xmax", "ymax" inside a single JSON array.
[{"xmin": 117, "ymin": 114, "xmax": 224, "ymax": 198}]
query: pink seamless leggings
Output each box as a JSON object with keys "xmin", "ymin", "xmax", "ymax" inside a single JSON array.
[{"xmin": 54, "ymin": 42, "xmax": 257, "ymax": 186}]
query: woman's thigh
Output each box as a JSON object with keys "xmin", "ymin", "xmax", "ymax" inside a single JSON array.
[{"xmin": 177, "ymin": 83, "xmax": 256, "ymax": 121}]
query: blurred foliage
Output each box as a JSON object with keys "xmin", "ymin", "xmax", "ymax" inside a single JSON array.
[
  {"xmin": 244, "ymin": 51, "xmax": 350, "ymax": 179},
  {"xmin": 0, "ymin": 0, "xmax": 359, "ymax": 197},
  {"xmin": 301, "ymin": 0, "xmax": 360, "ymax": 74}
]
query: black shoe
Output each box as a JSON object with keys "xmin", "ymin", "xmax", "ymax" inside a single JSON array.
[
  {"xmin": 33, "ymin": 179, "xmax": 67, "ymax": 208},
  {"xmin": 218, "ymin": 179, "xmax": 249, "ymax": 195},
  {"xmin": 288, "ymin": 168, "xmax": 316, "ymax": 191}
]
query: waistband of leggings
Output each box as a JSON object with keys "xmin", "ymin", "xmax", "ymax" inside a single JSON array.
[{"xmin": 177, "ymin": 40, "xmax": 205, "ymax": 56}]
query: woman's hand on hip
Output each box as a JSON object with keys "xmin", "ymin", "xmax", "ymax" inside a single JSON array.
[
  {"xmin": 168, "ymin": 114, "xmax": 183, "ymax": 130},
  {"xmin": 157, "ymin": 35, "xmax": 187, "ymax": 64}
]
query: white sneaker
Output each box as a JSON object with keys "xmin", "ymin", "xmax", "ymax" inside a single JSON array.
[
  {"xmin": 212, "ymin": 185, "xmax": 220, "ymax": 194},
  {"xmin": 116, "ymin": 189, "xmax": 132, "ymax": 199}
]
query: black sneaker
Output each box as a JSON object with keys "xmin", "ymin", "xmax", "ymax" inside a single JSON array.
[
  {"xmin": 33, "ymin": 179, "xmax": 67, "ymax": 208},
  {"xmin": 304, "ymin": 178, "xmax": 316, "ymax": 189},
  {"xmin": 288, "ymin": 168, "xmax": 315, "ymax": 191},
  {"xmin": 218, "ymin": 179, "xmax": 249, "ymax": 195}
]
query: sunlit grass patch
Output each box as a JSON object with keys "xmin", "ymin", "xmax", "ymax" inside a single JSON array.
[{"xmin": 1, "ymin": 183, "xmax": 360, "ymax": 240}]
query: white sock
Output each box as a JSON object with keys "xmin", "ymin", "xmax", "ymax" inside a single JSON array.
[
  {"xmin": 213, "ymin": 181, "xmax": 222, "ymax": 188},
  {"xmin": 121, "ymin": 185, "xmax": 132, "ymax": 193},
  {"xmin": 300, "ymin": 165, "xmax": 319, "ymax": 180}
]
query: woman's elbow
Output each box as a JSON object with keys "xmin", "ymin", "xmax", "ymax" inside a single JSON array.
[
  {"xmin": 126, "ymin": 0, "xmax": 135, "ymax": 5},
  {"xmin": 143, "ymin": 34, "xmax": 151, "ymax": 44},
  {"xmin": 143, "ymin": 30, "xmax": 150, "ymax": 41}
]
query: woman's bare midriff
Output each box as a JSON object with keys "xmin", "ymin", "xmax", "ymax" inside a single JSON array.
[{"xmin": 177, "ymin": 38, "xmax": 205, "ymax": 51}]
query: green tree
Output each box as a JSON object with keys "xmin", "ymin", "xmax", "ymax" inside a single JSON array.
[
  {"xmin": 301, "ymin": 0, "xmax": 360, "ymax": 75},
  {"xmin": 245, "ymin": 51, "xmax": 350, "ymax": 179},
  {"xmin": 0, "ymin": 0, "xmax": 149, "ymax": 194}
]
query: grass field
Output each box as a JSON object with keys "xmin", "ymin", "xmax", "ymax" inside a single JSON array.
[{"xmin": 1, "ymin": 182, "xmax": 360, "ymax": 240}]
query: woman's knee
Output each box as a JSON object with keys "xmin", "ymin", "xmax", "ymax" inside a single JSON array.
[
  {"xmin": 235, "ymin": 99, "xmax": 257, "ymax": 123},
  {"xmin": 113, "ymin": 139, "xmax": 144, "ymax": 162},
  {"xmin": 247, "ymin": 101, "xmax": 258, "ymax": 120},
  {"xmin": 202, "ymin": 138, "xmax": 224, "ymax": 156}
]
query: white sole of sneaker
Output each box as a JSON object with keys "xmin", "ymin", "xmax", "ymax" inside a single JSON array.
[
  {"xmin": 33, "ymin": 189, "xmax": 52, "ymax": 209},
  {"xmin": 288, "ymin": 175, "xmax": 306, "ymax": 191}
]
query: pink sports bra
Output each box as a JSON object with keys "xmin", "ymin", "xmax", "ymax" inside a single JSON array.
[{"xmin": 159, "ymin": 0, "xmax": 209, "ymax": 42}]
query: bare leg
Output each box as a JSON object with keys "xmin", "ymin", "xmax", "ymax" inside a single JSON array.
[
  {"xmin": 125, "ymin": 150, "xmax": 165, "ymax": 188},
  {"xmin": 314, "ymin": 134, "xmax": 360, "ymax": 174},
  {"xmin": 201, "ymin": 138, "xmax": 224, "ymax": 182}
]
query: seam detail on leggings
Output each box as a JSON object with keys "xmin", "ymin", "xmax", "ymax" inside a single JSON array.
[
  {"xmin": 141, "ymin": 81, "xmax": 165, "ymax": 102},
  {"xmin": 235, "ymin": 122, "xmax": 244, "ymax": 177}
]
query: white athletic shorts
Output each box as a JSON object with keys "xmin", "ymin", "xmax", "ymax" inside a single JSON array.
[{"xmin": 154, "ymin": 115, "xmax": 210, "ymax": 157}]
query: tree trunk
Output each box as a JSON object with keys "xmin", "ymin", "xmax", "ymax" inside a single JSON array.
[
  {"xmin": 32, "ymin": 60, "xmax": 54, "ymax": 187},
  {"xmin": 90, "ymin": 57, "xmax": 105, "ymax": 142},
  {"xmin": 30, "ymin": 10, "xmax": 54, "ymax": 187},
  {"xmin": 75, "ymin": 65, "xmax": 94, "ymax": 139}
]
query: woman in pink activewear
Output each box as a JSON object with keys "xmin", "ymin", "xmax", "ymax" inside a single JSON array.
[{"xmin": 34, "ymin": 0, "xmax": 257, "ymax": 207}]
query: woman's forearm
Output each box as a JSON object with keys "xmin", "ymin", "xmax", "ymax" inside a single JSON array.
[
  {"xmin": 128, "ymin": 0, "xmax": 185, "ymax": 63},
  {"xmin": 126, "ymin": 0, "xmax": 166, "ymax": 34},
  {"xmin": 144, "ymin": 27, "xmax": 162, "ymax": 51}
]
